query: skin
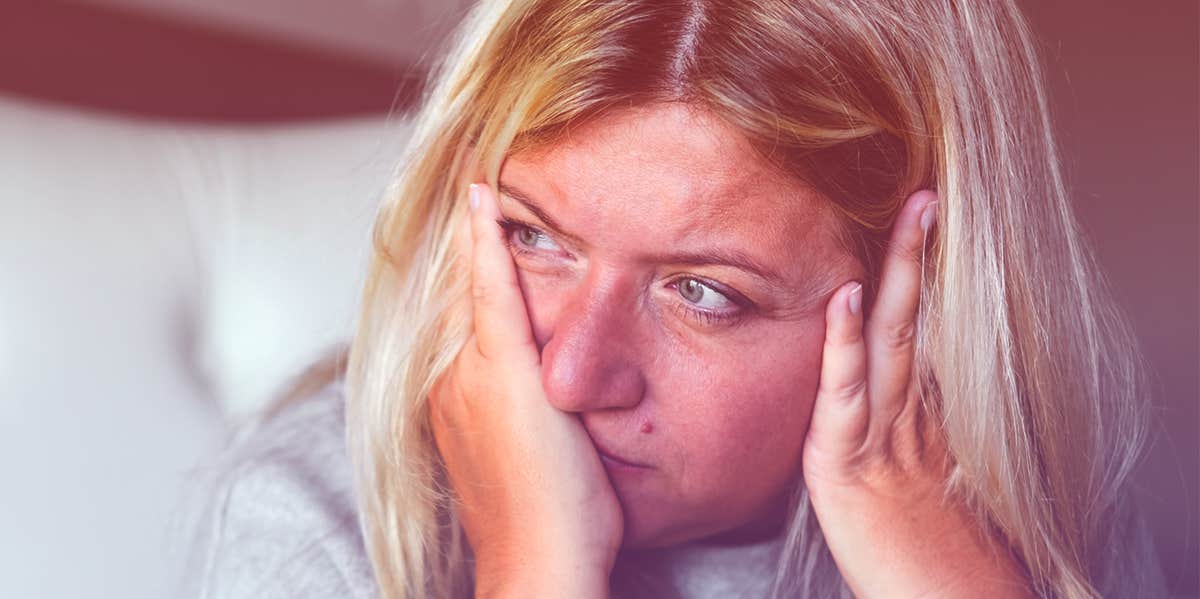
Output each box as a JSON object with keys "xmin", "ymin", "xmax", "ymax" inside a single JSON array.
[{"xmin": 430, "ymin": 103, "xmax": 1032, "ymax": 597}]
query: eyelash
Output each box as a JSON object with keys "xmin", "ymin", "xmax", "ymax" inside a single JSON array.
[
  {"xmin": 665, "ymin": 278, "xmax": 747, "ymax": 327},
  {"xmin": 498, "ymin": 217, "xmax": 561, "ymax": 259},
  {"xmin": 497, "ymin": 217, "xmax": 752, "ymax": 328}
]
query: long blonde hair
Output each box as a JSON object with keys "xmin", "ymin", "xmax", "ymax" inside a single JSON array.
[{"xmin": 343, "ymin": 1, "xmax": 1150, "ymax": 597}]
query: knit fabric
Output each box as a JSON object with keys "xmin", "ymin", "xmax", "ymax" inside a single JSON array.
[{"xmin": 177, "ymin": 381, "xmax": 1169, "ymax": 598}]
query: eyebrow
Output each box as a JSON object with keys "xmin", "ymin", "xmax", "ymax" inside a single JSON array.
[
  {"xmin": 497, "ymin": 181, "xmax": 586, "ymax": 247},
  {"xmin": 496, "ymin": 181, "xmax": 787, "ymax": 286}
]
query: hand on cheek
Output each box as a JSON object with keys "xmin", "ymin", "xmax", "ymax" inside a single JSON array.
[
  {"xmin": 428, "ymin": 182, "xmax": 622, "ymax": 598},
  {"xmin": 803, "ymin": 190, "xmax": 1033, "ymax": 599}
]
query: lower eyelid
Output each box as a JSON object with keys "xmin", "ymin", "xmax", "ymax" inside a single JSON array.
[
  {"xmin": 669, "ymin": 279, "xmax": 737, "ymax": 308},
  {"xmin": 661, "ymin": 283, "xmax": 743, "ymax": 327},
  {"xmin": 503, "ymin": 224, "xmax": 572, "ymax": 261},
  {"xmin": 676, "ymin": 302, "xmax": 741, "ymax": 327}
]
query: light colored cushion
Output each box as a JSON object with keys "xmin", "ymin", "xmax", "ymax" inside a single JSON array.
[
  {"xmin": 173, "ymin": 114, "xmax": 411, "ymax": 418},
  {"xmin": 0, "ymin": 95, "xmax": 224, "ymax": 599},
  {"xmin": 0, "ymin": 93, "xmax": 409, "ymax": 598},
  {"xmin": 0, "ymin": 94, "xmax": 411, "ymax": 419}
]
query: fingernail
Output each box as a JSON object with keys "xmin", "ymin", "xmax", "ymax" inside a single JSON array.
[
  {"xmin": 468, "ymin": 183, "xmax": 480, "ymax": 211},
  {"xmin": 848, "ymin": 282, "xmax": 863, "ymax": 315},
  {"xmin": 920, "ymin": 201, "xmax": 938, "ymax": 234}
]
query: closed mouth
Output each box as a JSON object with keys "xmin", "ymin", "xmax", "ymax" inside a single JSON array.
[
  {"xmin": 596, "ymin": 446, "xmax": 651, "ymax": 469},
  {"xmin": 584, "ymin": 424, "xmax": 653, "ymax": 469}
]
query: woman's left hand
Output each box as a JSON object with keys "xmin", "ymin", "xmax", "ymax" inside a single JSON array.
[{"xmin": 802, "ymin": 190, "xmax": 1032, "ymax": 598}]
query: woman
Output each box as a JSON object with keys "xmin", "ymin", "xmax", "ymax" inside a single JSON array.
[{"xmin": 185, "ymin": 0, "xmax": 1167, "ymax": 597}]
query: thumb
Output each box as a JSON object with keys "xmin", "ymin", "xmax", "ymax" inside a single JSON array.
[{"xmin": 468, "ymin": 182, "xmax": 539, "ymax": 365}]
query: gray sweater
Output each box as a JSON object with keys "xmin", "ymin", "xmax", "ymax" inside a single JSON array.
[{"xmin": 176, "ymin": 381, "xmax": 1170, "ymax": 598}]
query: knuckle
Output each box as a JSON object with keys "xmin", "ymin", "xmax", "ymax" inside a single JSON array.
[
  {"xmin": 884, "ymin": 239, "xmax": 923, "ymax": 265},
  {"xmin": 428, "ymin": 370, "xmax": 459, "ymax": 414},
  {"xmin": 826, "ymin": 322, "xmax": 863, "ymax": 347},
  {"xmin": 469, "ymin": 331, "xmax": 499, "ymax": 362},
  {"xmin": 856, "ymin": 455, "xmax": 898, "ymax": 486},
  {"xmin": 473, "ymin": 341, "xmax": 496, "ymax": 362},
  {"xmin": 879, "ymin": 320, "xmax": 916, "ymax": 351},
  {"xmin": 429, "ymin": 351, "xmax": 478, "ymax": 420},
  {"xmin": 819, "ymin": 377, "xmax": 867, "ymax": 402},
  {"xmin": 469, "ymin": 213, "xmax": 488, "ymax": 244},
  {"xmin": 471, "ymin": 279, "xmax": 497, "ymax": 308}
]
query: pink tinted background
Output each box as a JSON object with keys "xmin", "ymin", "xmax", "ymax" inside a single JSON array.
[{"xmin": 2, "ymin": 0, "xmax": 1195, "ymax": 595}]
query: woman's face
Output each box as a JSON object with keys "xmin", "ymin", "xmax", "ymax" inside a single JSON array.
[{"xmin": 494, "ymin": 103, "xmax": 861, "ymax": 549}]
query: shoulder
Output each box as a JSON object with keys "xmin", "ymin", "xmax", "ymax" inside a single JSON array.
[{"xmin": 179, "ymin": 381, "xmax": 378, "ymax": 599}]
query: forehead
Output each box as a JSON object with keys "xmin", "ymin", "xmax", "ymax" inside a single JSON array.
[{"xmin": 502, "ymin": 103, "xmax": 842, "ymax": 271}]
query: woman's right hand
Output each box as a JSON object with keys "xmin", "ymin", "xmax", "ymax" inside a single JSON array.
[{"xmin": 429, "ymin": 182, "xmax": 624, "ymax": 598}]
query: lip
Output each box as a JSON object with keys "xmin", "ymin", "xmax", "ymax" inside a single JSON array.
[{"xmin": 591, "ymin": 439, "xmax": 652, "ymax": 470}]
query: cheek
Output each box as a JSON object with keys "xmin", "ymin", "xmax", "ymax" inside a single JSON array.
[{"xmin": 662, "ymin": 320, "xmax": 826, "ymax": 500}]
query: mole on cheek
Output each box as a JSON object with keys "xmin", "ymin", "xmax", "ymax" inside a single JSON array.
[{"xmin": 640, "ymin": 421, "xmax": 654, "ymax": 434}]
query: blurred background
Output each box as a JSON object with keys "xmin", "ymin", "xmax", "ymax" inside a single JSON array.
[{"xmin": 0, "ymin": 0, "xmax": 1195, "ymax": 597}]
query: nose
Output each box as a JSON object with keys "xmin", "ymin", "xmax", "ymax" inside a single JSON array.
[{"xmin": 539, "ymin": 274, "xmax": 646, "ymax": 414}]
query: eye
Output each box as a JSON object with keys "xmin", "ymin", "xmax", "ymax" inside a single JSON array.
[
  {"xmin": 501, "ymin": 219, "xmax": 563, "ymax": 254},
  {"xmin": 664, "ymin": 275, "xmax": 755, "ymax": 328},
  {"xmin": 513, "ymin": 226, "xmax": 554, "ymax": 250},
  {"xmin": 676, "ymin": 277, "xmax": 736, "ymax": 311}
]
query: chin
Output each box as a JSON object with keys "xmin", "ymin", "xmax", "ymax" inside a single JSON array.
[
  {"xmin": 620, "ymin": 519, "xmax": 667, "ymax": 550},
  {"xmin": 616, "ymin": 497, "xmax": 714, "ymax": 550},
  {"xmin": 614, "ymin": 495, "xmax": 668, "ymax": 549},
  {"xmin": 617, "ymin": 487, "xmax": 794, "ymax": 551}
]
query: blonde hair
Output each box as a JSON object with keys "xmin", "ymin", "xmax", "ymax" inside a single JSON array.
[{"xmin": 343, "ymin": 1, "xmax": 1150, "ymax": 597}]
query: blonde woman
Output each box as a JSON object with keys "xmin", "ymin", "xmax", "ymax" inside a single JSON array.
[{"xmin": 184, "ymin": 0, "xmax": 1168, "ymax": 597}]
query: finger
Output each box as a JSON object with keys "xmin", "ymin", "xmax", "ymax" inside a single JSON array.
[
  {"xmin": 452, "ymin": 198, "xmax": 473, "ymax": 273},
  {"xmin": 428, "ymin": 358, "xmax": 458, "ymax": 441},
  {"xmin": 808, "ymin": 280, "xmax": 869, "ymax": 456},
  {"xmin": 468, "ymin": 182, "xmax": 540, "ymax": 364},
  {"xmin": 864, "ymin": 189, "xmax": 937, "ymax": 425},
  {"xmin": 440, "ymin": 200, "xmax": 475, "ymax": 339}
]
